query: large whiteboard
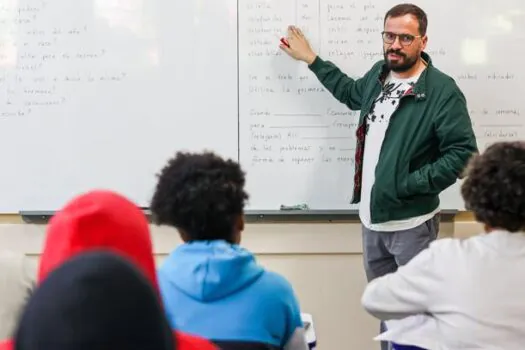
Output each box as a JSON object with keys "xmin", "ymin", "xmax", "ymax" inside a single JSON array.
[
  {"xmin": 239, "ymin": 0, "xmax": 524, "ymax": 211},
  {"xmin": 0, "ymin": 0, "xmax": 238, "ymax": 212},
  {"xmin": 0, "ymin": 0, "xmax": 523, "ymax": 213}
]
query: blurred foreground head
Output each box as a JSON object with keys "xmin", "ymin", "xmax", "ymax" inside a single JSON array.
[
  {"xmin": 15, "ymin": 251, "xmax": 174, "ymax": 350},
  {"xmin": 461, "ymin": 141, "xmax": 525, "ymax": 233}
]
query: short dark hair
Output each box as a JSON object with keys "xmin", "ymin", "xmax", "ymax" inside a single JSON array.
[
  {"xmin": 150, "ymin": 151, "xmax": 249, "ymax": 242},
  {"xmin": 461, "ymin": 141, "xmax": 525, "ymax": 232},
  {"xmin": 384, "ymin": 3, "xmax": 428, "ymax": 36}
]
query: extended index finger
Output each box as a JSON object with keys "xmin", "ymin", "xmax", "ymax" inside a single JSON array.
[{"xmin": 288, "ymin": 25, "xmax": 300, "ymax": 38}]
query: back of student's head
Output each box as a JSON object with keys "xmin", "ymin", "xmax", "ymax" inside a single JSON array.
[
  {"xmin": 150, "ymin": 151, "xmax": 248, "ymax": 244},
  {"xmin": 461, "ymin": 141, "xmax": 525, "ymax": 232},
  {"xmin": 14, "ymin": 251, "xmax": 174, "ymax": 350}
]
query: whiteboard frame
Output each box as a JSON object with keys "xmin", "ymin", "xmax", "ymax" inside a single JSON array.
[{"xmin": 19, "ymin": 209, "xmax": 458, "ymax": 223}]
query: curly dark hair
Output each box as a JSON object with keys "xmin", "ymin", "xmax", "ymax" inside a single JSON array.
[
  {"xmin": 461, "ymin": 141, "xmax": 525, "ymax": 232},
  {"xmin": 150, "ymin": 151, "xmax": 249, "ymax": 242}
]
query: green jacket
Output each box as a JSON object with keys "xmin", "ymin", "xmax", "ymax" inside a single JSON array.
[{"xmin": 308, "ymin": 52, "xmax": 478, "ymax": 224}]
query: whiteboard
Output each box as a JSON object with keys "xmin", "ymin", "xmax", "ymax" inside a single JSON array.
[
  {"xmin": 0, "ymin": 0, "xmax": 238, "ymax": 212},
  {"xmin": 239, "ymin": 0, "xmax": 525, "ymax": 211},
  {"xmin": 1, "ymin": 0, "xmax": 523, "ymax": 213}
]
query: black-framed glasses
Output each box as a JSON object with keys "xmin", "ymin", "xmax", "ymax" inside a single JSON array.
[{"xmin": 381, "ymin": 31, "xmax": 421, "ymax": 46}]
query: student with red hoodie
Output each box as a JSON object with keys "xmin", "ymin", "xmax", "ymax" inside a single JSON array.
[{"xmin": 0, "ymin": 190, "xmax": 216, "ymax": 350}]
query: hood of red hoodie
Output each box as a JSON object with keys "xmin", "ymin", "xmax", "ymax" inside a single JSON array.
[{"xmin": 38, "ymin": 190, "xmax": 158, "ymax": 288}]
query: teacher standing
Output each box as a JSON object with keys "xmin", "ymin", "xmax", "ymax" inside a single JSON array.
[{"xmin": 281, "ymin": 4, "xmax": 477, "ymax": 282}]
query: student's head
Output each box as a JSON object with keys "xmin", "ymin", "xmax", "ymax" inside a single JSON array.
[
  {"xmin": 461, "ymin": 141, "xmax": 525, "ymax": 233},
  {"xmin": 383, "ymin": 3, "xmax": 428, "ymax": 72},
  {"xmin": 15, "ymin": 251, "xmax": 174, "ymax": 350},
  {"xmin": 151, "ymin": 151, "xmax": 248, "ymax": 245},
  {"xmin": 39, "ymin": 190, "xmax": 159, "ymax": 289}
]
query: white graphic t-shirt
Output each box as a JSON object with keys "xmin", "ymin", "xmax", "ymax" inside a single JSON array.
[{"xmin": 359, "ymin": 72, "xmax": 439, "ymax": 231}]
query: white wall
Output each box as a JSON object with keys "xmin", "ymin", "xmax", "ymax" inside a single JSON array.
[{"xmin": 0, "ymin": 217, "xmax": 480, "ymax": 350}]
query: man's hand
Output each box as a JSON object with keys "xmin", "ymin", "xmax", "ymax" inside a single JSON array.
[{"xmin": 280, "ymin": 25, "xmax": 317, "ymax": 65}]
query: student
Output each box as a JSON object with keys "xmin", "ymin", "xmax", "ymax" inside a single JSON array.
[
  {"xmin": 151, "ymin": 151, "xmax": 308, "ymax": 350},
  {"xmin": 0, "ymin": 190, "xmax": 216, "ymax": 350},
  {"xmin": 361, "ymin": 141, "xmax": 525, "ymax": 349},
  {"xmin": 14, "ymin": 251, "xmax": 174, "ymax": 350},
  {"xmin": 0, "ymin": 251, "xmax": 35, "ymax": 338}
]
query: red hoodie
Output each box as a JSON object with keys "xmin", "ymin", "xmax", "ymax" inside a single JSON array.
[{"xmin": 0, "ymin": 190, "xmax": 216, "ymax": 350}]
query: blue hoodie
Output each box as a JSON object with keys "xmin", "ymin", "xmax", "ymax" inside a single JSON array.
[{"xmin": 158, "ymin": 240, "xmax": 308, "ymax": 349}]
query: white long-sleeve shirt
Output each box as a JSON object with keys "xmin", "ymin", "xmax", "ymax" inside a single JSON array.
[{"xmin": 361, "ymin": 230, "xmax": 525, "ymax": 350}]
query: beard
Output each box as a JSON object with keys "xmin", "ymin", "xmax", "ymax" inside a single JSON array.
[{"xmin": 384, "ymin": 49, "xmax": 419, "ymax": 72}]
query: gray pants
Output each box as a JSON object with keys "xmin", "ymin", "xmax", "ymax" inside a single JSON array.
[
  {"xmin": 362, "ymin": 215, "xmax": 440, "ymax": 281},
  {"xmin": 362, "ymin": 215, "xmax": 440, "ymax": 350}
]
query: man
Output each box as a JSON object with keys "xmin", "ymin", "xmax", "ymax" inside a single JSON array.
[
  {"xmin": 281, "ymin": 4, "xmax": 477, "ymax": 279},
  {"xmin": 282, "ymin": 5, "xmax": 477, "ymax": 347}
]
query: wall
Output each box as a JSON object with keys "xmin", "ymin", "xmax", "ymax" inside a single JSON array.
[{"xmin": 0, "ymin": 214, "xmax": 483, "ymax": 350}]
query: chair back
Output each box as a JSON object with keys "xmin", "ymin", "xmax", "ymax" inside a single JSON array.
[{"xmin": 392, "ymin": 344, "xmax": 427, "ymax": 350}]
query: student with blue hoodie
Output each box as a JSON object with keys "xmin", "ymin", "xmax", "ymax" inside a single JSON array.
[{"xmin": 151, "ymin": 151, "xmax": 308, "ymax": 350}]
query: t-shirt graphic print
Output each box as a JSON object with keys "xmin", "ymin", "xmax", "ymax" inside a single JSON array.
[{"xmin": 359, "ymin": 72, "xmax": 424, "ymax": 231}]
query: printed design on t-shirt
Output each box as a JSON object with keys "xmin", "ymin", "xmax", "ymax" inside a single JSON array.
[{"xmin": 365, "ymin": 80, "xmax": 416, "ymax": 133}]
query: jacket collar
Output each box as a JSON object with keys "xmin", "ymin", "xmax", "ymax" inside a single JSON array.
[{"xmin": 379, "ymin": 51, "xmax": 432, "ymax": 101}]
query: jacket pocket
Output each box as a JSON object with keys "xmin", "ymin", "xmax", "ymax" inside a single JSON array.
[
  {"xmin": 397, "ymin": 162, "xmax": 413, "ymax": 198},
  {"xmin": 399, "ymin": 172, "xmax": 420, "ymax": 198},
  {"xmin": 398, "ymin": 160, "xmax": 427, "ymax": 198},
  {"xmin": 373, "ymin": 177, "xmax": 403, "ymax": 208}
]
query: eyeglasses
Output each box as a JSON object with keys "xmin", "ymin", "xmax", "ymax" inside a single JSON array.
[{"xmin": 381, "ymin": 31, "xmax": 421, "ymax": 46}]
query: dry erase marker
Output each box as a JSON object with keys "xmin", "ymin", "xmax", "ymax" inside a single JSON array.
[
  {"xmin": 280, "ymin": 37, "xmax": 290, "ymax": 48},
  {"xmin": 274, "ymin": 33, "xmax": 290, "ymax": 48}
]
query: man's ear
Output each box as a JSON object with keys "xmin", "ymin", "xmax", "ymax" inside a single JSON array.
[{"xmin": 421, "ymin": 35, "xmax": 428, "ymax": 50}]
